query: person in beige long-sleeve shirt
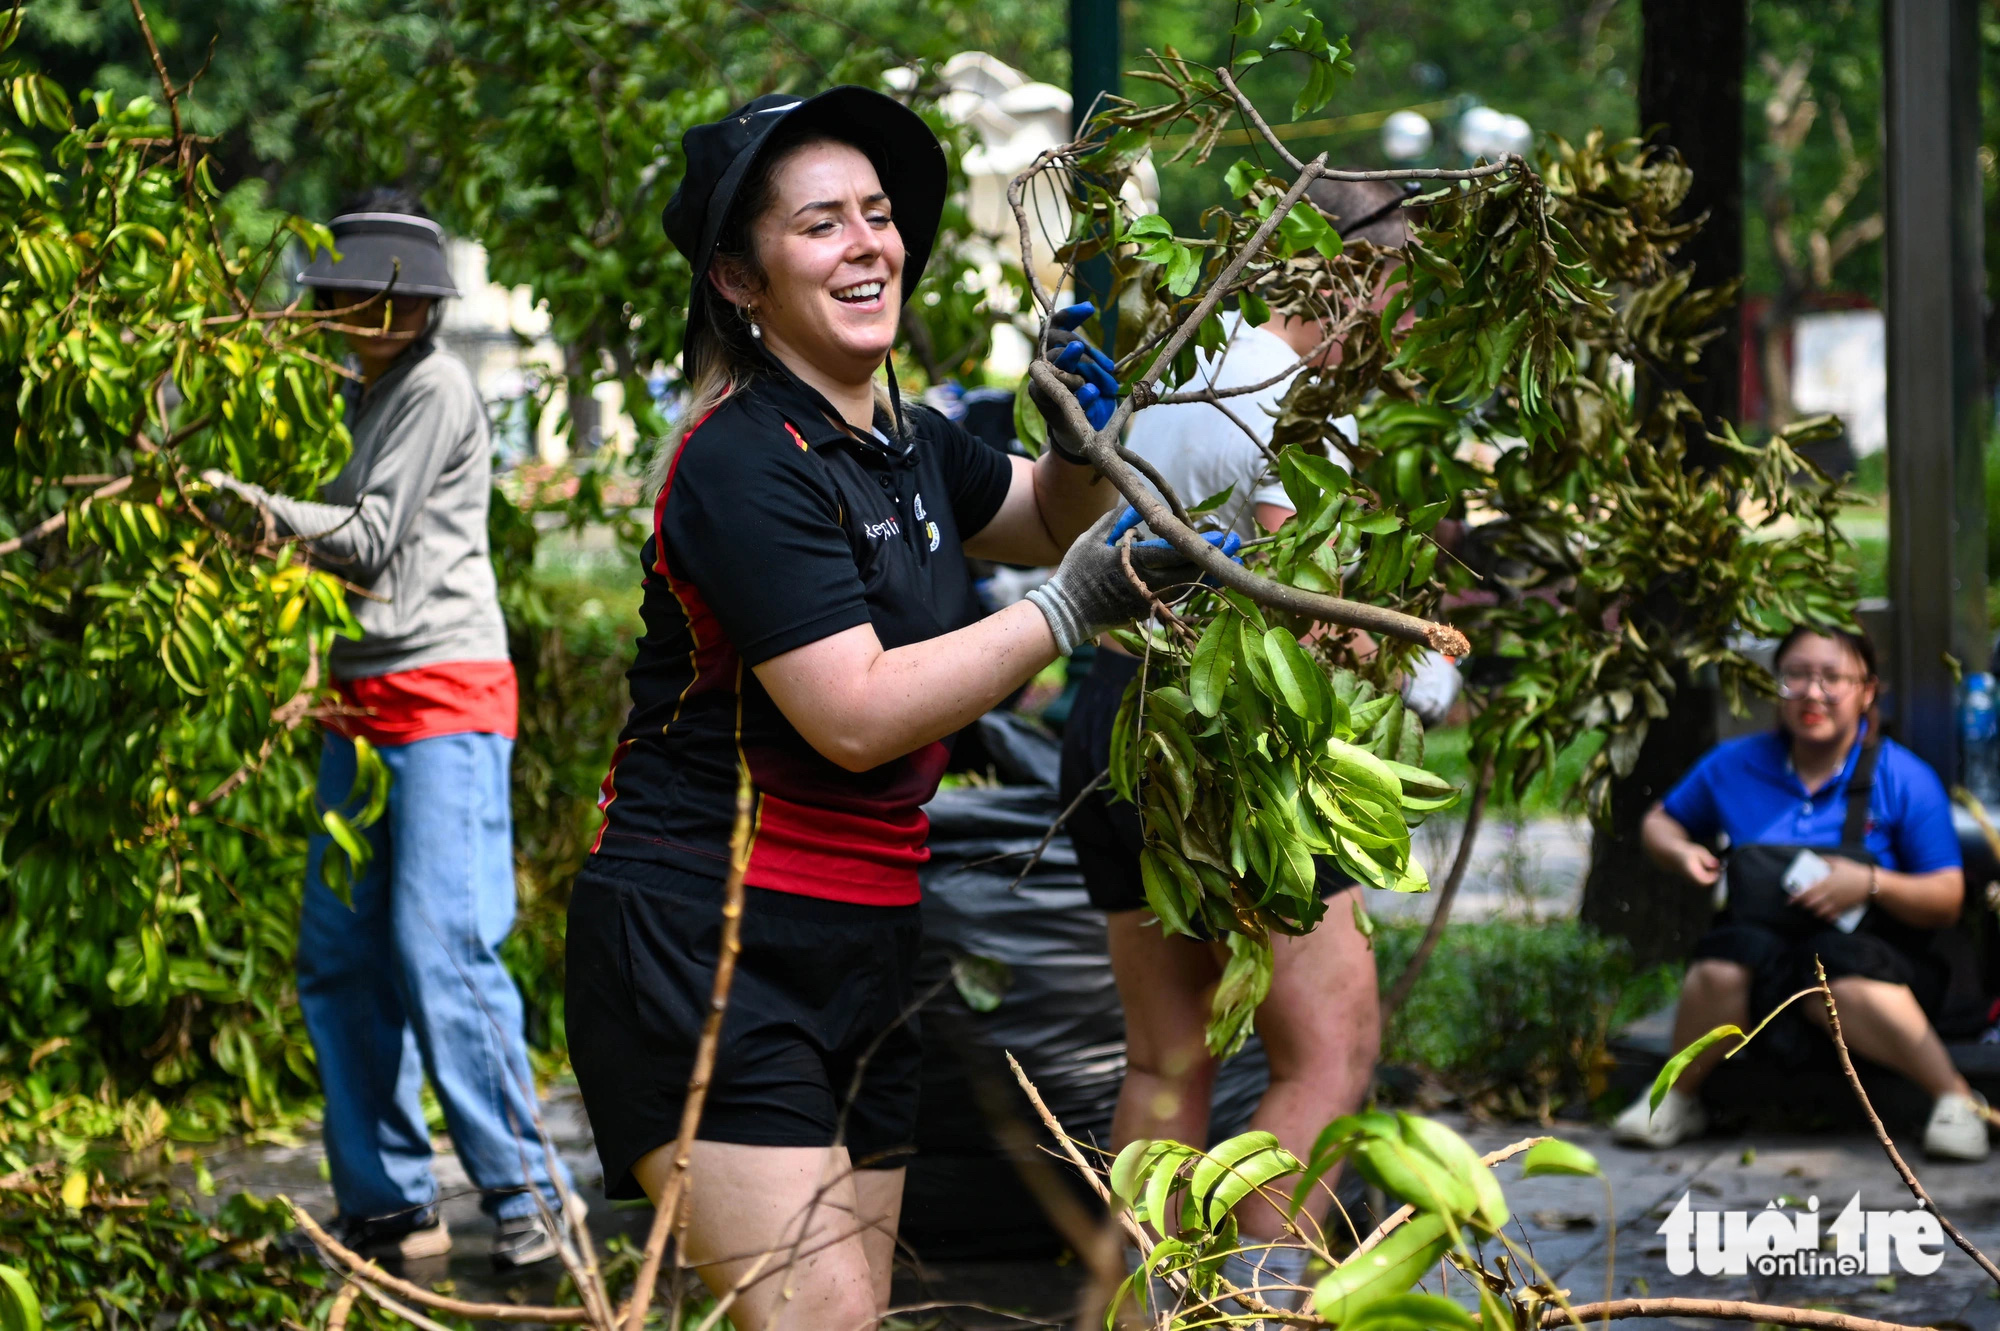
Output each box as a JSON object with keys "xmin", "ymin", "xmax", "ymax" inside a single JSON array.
[{"xmin": 206, "ymin": 195, "xmax": 572, "ymax": 1269}]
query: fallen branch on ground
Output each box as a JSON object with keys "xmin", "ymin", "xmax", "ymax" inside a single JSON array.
[
  {"xmin": 1816, "ymin": 960, "xmax": 2000, "ymax": 1286},
  {"xmin": 1543, "ymin": 1299, "xmax": 1927, "ymax": 1331}
]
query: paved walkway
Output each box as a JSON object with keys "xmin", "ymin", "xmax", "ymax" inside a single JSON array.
[
  {"xmin": 179, "ymin": 1082, "xmax": 2000, "ymax": 1328},
  {"xmin": 1365, "ymin": 814, "xmax": 1592, "ymax": 923}
]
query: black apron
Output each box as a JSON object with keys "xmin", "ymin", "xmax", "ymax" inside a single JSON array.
[{"xmin": 1723, "ymin": 741, "xmax": 1881, "ymax": 939}]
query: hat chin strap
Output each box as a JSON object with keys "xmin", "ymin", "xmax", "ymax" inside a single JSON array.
[
  {"xmin": 749, "ymin": 332, "xmax": 908, "ymax": 448},
  {"xmin": 882, "ymin": 356, "xmax": 906, "ymax": 440}
]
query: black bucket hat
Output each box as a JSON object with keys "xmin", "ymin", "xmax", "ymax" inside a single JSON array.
[
  {"xmin": 297, "ymin": 212, "xmax": 460, "ymax": 299},
  {"xmin": 663, "ymin": 86, "xmax": 947, "ymax": 372}
]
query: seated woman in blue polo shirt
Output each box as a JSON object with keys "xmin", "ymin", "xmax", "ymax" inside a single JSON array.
[{"xmin": 1610, "ymin": 625, "xmax": 1985, "ymax": 1160}]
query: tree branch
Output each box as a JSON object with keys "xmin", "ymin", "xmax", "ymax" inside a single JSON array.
[
  {"xmin": 125, "ymin": 0, "xmax": 181, "ymax": 141},
  {"xmin": 1036, "ymin": 361, "xmax": 1465, "ymax": 652},
  {"xmin": 1005, "ymin": 147, "xmax": 1067, "ymax": 317},
  {"xmin": 1816, "ymin": 960, "xmax": 2000, "ymax": 1286},
  {"xmin": 1131, "ymin": 155, "xmax": 1330, "ymax": 399},
  {"xmin": 1546, "ymin": 1300, "xmax": 1927, "ymax": 1331},
  {"xmin": 1381, "ymin": 757, "xmax": 1494, "ymax": 1020},
  {"xmin": 0, "ymin": 474, "xmax": 135, "ymax": 557},
  {"xmin": 621, "ymin": 769, "xmax": 755, "ymax": 1330},
  {"xmin": 287, "ymin": 1206, "xmax": 592, "ymax": 1323},
  {"xmin": 1216, "ymin": 68, "xmax": 1520, "ymax": 185}
]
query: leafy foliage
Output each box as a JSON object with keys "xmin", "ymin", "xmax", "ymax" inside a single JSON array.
[
  {"xmin": 0, "ymin": 18, "xmax": 374, "ymax": 1159},
  {"xmin": 1106, "ymin": 1112, "xmax": 1601, "ymax": 1329},
  {"xmin": 496, "ymin": 556, "xmax": 644, "ymax": 1065},
  {"xmin": 1373, "ymin": 916, "xmax": 1680, "ymax": 1118},
  {"xmin": 0, "ymin": 1170, "xmax": 402, "ymax": 1331},
  {"xmin": 1432, "ymin": 133, "xmax": 1854, "ymax": 807}
]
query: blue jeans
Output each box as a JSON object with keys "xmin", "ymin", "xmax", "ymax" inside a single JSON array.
[{"xmin": 299, "ymin": 729, "xmax": 571, "ymax": 1222}]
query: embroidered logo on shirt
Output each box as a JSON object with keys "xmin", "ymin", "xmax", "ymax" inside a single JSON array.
[
  {"xmin": 863, "ymin": 517, "xmax": 902, "ymax": 541},
  {"xmin": 783, "ymin": 422, "xmax": 810, "ymax": 451},
  {"xmin": 914, "ymin": 493, "xmax": 940, "ymax": 552}
]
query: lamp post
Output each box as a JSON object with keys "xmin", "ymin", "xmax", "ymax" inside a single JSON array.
[
  {"xmin": 1883, "ymin": 0, "xmax": 1988, "ymax": 780},
  {"xmin": 1069, "ymin": 0, "xmax": 1119, "ymax": 338}
]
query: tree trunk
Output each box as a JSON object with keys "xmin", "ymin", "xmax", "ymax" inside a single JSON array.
[
  {"xmin": 1580, "ymin": 674, "xmax": 1719, "ymax": 969},
  {"xmin": 1638, "ymin": 0, "xmax": 1746, "ymax": 442},
  {"xmin": 1757, "ymin": 289, "xmax": 1797, "ymax": 430},
  {"xmin": 1582, "ymin": 1, "xmax": 1747, "ymax": 965}
]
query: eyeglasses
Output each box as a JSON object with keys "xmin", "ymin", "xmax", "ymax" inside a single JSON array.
[{"xmin": 1776, "ymin": 666, "xmax": 1866, "ymax": 700}]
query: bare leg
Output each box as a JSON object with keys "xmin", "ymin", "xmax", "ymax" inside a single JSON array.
[
  {"xmin": 1667, "ymin": 959, "xmax": 1752, "ymax": 1095},
  {"xmin": 1236, "ymin": 897, "xmax": 1379, "ymax": 1241},
  {"xmin": 1106, "ymin": 910, "xmax": 1222, "ymax": 1150},
  {"xmin": 852, "ymin": 1167, "xmax": 906, "ymax": 1314},
  {"xmin": 631, "ymin": 1141, "xmax": 881, "ymax": 1331},
  {"xmin": 1800, "ymin": 976, "xmax": 1973, "ymax": 1100}
]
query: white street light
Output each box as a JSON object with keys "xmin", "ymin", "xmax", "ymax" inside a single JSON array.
[
  {"xmin": 1381, "ymin": 109, "xmax": 1433, "ymax": 162},
  {"xmin": 1456, "ymin": 104, "xmax": 1534, "ymax": 161}
]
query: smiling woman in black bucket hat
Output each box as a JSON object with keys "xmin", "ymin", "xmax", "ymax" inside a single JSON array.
[{"xmin": 561, "ymin": 88, "xmax": 1229, "ymax": 1328}]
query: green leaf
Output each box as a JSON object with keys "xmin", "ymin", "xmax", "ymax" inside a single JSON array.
[
  {"xmin": 0, "ymin": 1265, "xmax": 38, "ymax": 1331},
  {"xmin": 1110, "ymin": 1138, "xmax": 1166, "ymax": 1206},
  {"xmin": 1012, "ymin": 385, "xmax": 1048, "ymax": 457},
  {"xmin": 1190, "ymin": 613, "xmax": 1234, "ymax": 717},
  {"xmin": 1189, "ymin": 1130, "xmax": 1300, "ymax": 1226},
  {"xmin": 950, "ymin": 954, "xmax": 1011, "ymax": 1013},
  {"xmin": 1352, "ymin": 1132, "xmax": 1476, "ymax": 1219},
  {"xmin": 1343, "ymin": 1293, "xmax": 1478, "ymax": 1331},
  {"xmin": 1189, "ymin": 483, "xmax": 1237, "ymax": 517},
  {"xmin": 1649, "ymin": 1025, "xmax": 1742, "ymax": 1111},
  {"xmin": 1520, "ymin": 1139, "xmax": 1602, "ymax": 1179},
  {"xmin": 1313, "ymin": 1212, "xmax": 1452, "ymax": 1324},
  {"xmin": 1226, "ymin": 158, "xmax": 1267, "ymax": 200},
  {"xmin": 1144, "ymin": 1142, "xmax": 1197, "ymax": 1233},
  {"xmin": 1400, "ymin": 1114, "xmax": 1506, "ymax": 1228},
  {"xmin": 1230, "ymin": 4, "xmax": 1262, "ymax": 38},
  {"xmin": 1262, "ymin": 627, "xmax": 1314, "ymax": 718},
  {"xmin": 1140, "ymin": 848, "xmax": 1198, "ymax": 937}
]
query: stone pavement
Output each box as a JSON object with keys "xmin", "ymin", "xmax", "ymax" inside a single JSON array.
[
  {"xmin": 1455, "ymin": 1115, "xmax": 2000, "ymax": 1331},
  {"xmin": 184, "ymin": 1082, "xmax": 2000, "ymax": 1328},
  {"xmin": 1365, "ymin": 815, "xmax": 1592, "ymax": 923}
]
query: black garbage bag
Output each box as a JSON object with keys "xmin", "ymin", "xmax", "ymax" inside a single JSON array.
[{"xmin": 900, "ymin": 713, "xmax": 1271, "ymax": 1259}]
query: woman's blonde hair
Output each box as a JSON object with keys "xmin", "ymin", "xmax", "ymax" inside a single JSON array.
[{"xmin": 649, "ymin": 127, "xmax": 899, "ymax": 494}]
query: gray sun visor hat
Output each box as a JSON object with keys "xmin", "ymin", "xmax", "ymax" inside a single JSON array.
[
  {"xmin": 663, "ymin": 86, "xmax": 947, "ymax": 373},
  {"xmin": 297, "ymin": 212, "xmax": 460, "ymax": 299}
]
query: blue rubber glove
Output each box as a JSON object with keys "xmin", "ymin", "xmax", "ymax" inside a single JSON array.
[
  {"xmin": 1110, "ymin": 506, "xmax": 1244, "ymax": 586},
  {"xmin": 1030, "ymin": 302, "xmax": 1124, "ymax": 460},
  {"xmin": 1025, "ymin": 507, "xmax": 1243, "ymax": 655}
]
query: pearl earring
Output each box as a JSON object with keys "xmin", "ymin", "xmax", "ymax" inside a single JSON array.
[{"xmin": 745, "ymin": 305, "xmax": 762, "ymax": 340}]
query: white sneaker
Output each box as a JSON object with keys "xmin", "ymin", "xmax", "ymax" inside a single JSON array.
[
  {"xmin": 1923, "ymin": 1092, "xmax": 1991, "ymax": 1162},
  {"xmin": 1612, "ymin": 1088, "xmax": 1707, "ymax": 1149}
]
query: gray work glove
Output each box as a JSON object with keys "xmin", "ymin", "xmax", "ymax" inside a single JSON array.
[
  {"xmin": 1025, "ymin": 506, "xmax": 1243, "ymax": 655},
  {"xmin": 198, "ymin": 468, "xmax": 275, "ymax": 540},
  {"xmin": 200, "ymin": 468, "xmax": 269, "ymax": 506}
]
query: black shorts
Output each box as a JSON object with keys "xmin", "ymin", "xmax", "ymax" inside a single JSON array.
[
  {"xmin": 1690, "ymin": 915, "xmax": 1953, "ymax": 1067},
  {"xmin": 1059, "ymin": 650, "xmax": 1356, "ymax": 915},
  {"xmin": 565, "ymin": 856, "xmax": 924, "ymax": 1200}
]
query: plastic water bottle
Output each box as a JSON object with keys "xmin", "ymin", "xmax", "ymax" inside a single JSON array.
[{"xmin": 1960, "ymin": 673, "xmax": 2000, "ymax": 804}]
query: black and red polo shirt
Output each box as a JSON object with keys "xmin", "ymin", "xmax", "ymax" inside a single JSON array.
[{"xmin": 591, "ymin": 371, "xmax": 1014, "ymax": 907}]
